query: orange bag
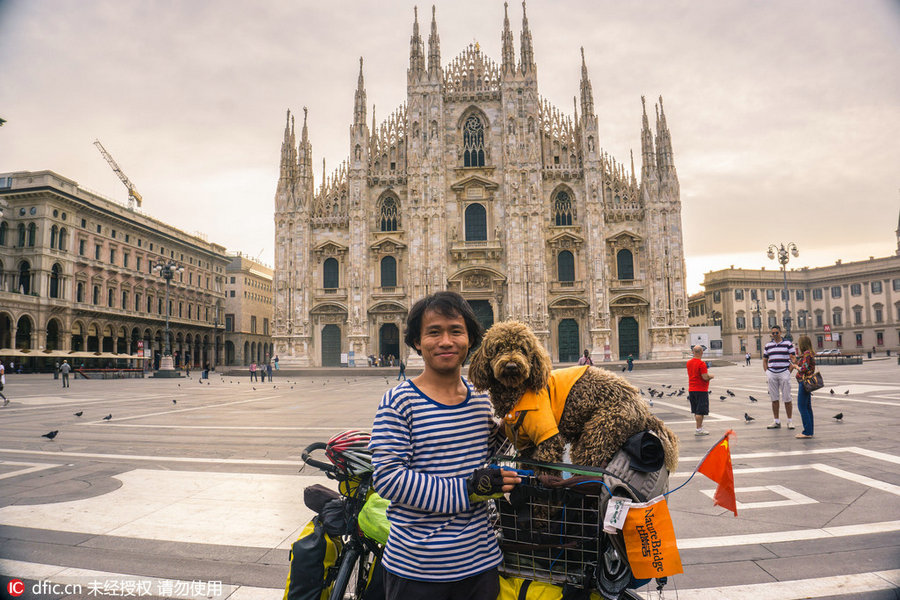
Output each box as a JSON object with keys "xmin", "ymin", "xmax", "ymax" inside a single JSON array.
[{"xmin": 621, "ymin": 496, "xmax": 683, "ymax": 579}]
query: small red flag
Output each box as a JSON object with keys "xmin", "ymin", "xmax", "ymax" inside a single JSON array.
[{"xmin": 697, "ymin": 429, "xmax": 737, "ymax": 516}]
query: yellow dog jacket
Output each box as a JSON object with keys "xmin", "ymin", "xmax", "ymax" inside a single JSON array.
[{"xmin": 503, "ymin": 365, "xmax": 589, "ymax": 450}]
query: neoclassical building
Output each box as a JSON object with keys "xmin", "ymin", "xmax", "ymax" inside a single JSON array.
[
  {"xmin": 0, "ymin": 171, "xmax": 228, "ymax": 370},
  {"xmin": 273, "ymin": 5, "xmax": 689, "ymax": 367}
]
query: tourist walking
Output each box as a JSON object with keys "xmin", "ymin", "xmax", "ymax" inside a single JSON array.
[
  {"xmin": 626, "ymin": 354, "xmax": 634, "ymax": 371},
  {"xmin": 745, "ymin": 352, "xmax": 751, "ymax": 366},
  {"xmin": 266, "ymin": 361, "xmax": 273, "ymax": 381},
  {"xmin": 686, "ymin": 345, "xmax": 713, "ymax": 436},
  {"xmin": 578, "ymin": 350, "xmax": 593, "ymax": 366},
  {"xmin": 0, "ymin": 362, "xmax": 7, "ymax": 406},
  {"xmin": 763, "ymin": 325, "xmax": 796, "ymax": 430},
  {"xmin": 794, "ymin": 335, "xmax": 816, "ymax": 439},
  {"xmin": 60, "ymin": 360, "xmax": 71, "ymax": 388},
  {"xmin": 397, "ymin": 360, "xmax": 406, "ymax": 381},
  {"xmin": 249, "ymin": 362, "xmax": 257, "ymax": 382}
]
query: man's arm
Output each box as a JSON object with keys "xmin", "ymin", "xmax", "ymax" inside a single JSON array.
[{"xmin": 701, "ymin": 371, "xmax": 714, "ymax": 381}]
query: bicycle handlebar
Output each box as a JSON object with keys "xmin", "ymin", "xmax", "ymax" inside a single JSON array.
[{"xmin": 301, "ymin": 441, "xmax": 337, "ymax": 474}]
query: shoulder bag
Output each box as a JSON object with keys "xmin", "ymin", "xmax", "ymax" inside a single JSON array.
[{"xmin": 803, "ymin": 371, "xmax": 824, "ymax": 393}]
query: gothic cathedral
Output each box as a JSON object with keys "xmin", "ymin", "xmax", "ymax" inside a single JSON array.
[{"xmin": 273, "ymin": 4, "xmax": 688, "ymax": 367}]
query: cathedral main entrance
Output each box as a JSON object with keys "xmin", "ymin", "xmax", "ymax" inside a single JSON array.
[
  {"xmin": 379, "ymin": 323, "xmax": 400, "ymax": 362},
  {"xmin": 618, "ymin": 317, "xmax": 639, "ymax": 359},
  {"xmin": 558, "ymin": 319, "xmax": 580, "ymax": 363},
  {"xmin": 321, "ymin": 324, "xmax": 342, "ymax": 366},
  {"xmin": 468, "ymin": 300, "xmax": 494, "ymax": 336}
]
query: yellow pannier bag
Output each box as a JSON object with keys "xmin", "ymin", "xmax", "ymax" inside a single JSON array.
[
  {"xmin": 357, "ymin": 491, "xmax": 390, "ymax": 545},
  {"xmin": 497, "ymin": 575, "xmax": 605, "ymax": 599},
  {"xmin": 283, "ymin": 518, "xmax": 341, "ymax": 600}
]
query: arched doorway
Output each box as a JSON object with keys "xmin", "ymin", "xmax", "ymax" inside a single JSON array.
[
  {"xmin": 321, "ymin": 324, "xmax": 341, "ymax": 366},
  {"xmin": 71, "ymin": 322, "xmax": 84, "ymax": 352},
  {"xmin": 15, "ymin": 315, "xmax": 33, "ymax": 349},
  {"xmin": 46, "ymin": 319, "xmax": 61, "ymax": 351},
  {"xmin": 225, "ymin": 341, "xmax": 235, "ymax": 365},
  {"xmin": 379, "ymin": 323, "xmax": 400, "ymax": 362},
  {"xmin": 558, "ymin": 319, "xmax": 579, "ymax": 363},
  {"xmin": 618, "ymin": 317, "xmax": 639, "ymax": 359},
  {"xmin": 0, "ymin": 313, "xmax": 12, "ymax": 348},
  {"xmin": 468, "ymin": 300, "xmax": 494, "ymax": 336}
]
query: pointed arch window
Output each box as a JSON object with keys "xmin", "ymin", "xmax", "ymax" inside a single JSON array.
[
  {"xmin": 463, "ymin": 115, "xmax": 485, "ymax": 167},
  {"xmin": 380, "ymin": 256, "xmax": 397, "ymax": 288},
  {"xmin": 558, "ymin": 251, "xmax": 575, "ymax": 282},
  {"xmin": 17, "ymin": 223, "xmax": 25, "ymax": 246},
  {"xmin": 323, "ymin": 258, "xmax": 339, "ymax": 289},
  {"xmin": 58, "ymin": 227, "xmax": 67, "ymax": 251},
  {"xmin": 0, "ymin": 221, "xmax": 9, "ymax": 246},
  {"xmin": 465, "ymin": 203, "xmax": 487, "ymax": 241},
  {"xmin": 379, "ymin": 196, "xmax": 399, "ymax": 232},
  {"xmin": 617, "ymin": 249, "xmax": 634, "ymax": 280},
  {"xmin": 553, "ymin": 191, "xmax": 574, "ymax": 226},
  {"xmin": 50, "ymin": 263, "xmax": 61, "ymax": 299},
  {"xmin": 27, "ymin": 222, "xmax": 36, "ymax": 246},
  {"xmin": 50, "ymin": 225, "xmax": 58, "ymax": 249}
]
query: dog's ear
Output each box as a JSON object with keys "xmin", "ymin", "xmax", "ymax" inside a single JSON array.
[
  {"xmin": 468, "ymin": 345, "xmax": 492, "ymax": 390},
  {"xmin": 526, "ymin": 339, "xmax": 552, "ymax": 391}
]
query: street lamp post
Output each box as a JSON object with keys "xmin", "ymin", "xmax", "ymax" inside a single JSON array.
[
  {"xmin": 152, "ymin": 259, "xmax": 184, "ymax": 377},
  {"xmin": 767, "ymin": 242, "xmax": 799, "ymax": 341}
]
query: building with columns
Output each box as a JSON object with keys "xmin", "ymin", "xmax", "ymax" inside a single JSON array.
[
  {"xmin": 0, "ymin": 171, "xmax": 228, "ymax": 370},
  {"xmin": 273, "ymin": 4, "xmax": 689, "ymax": 367},
  {"xmin": 700, "ymin": 236, "xmax": 900, "ymax": 356},
  {"xmin": 223, "ymin": 252, "xmax": 274, "ymax": 366}
]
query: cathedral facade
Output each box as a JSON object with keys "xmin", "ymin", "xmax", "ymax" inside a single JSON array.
[{"xmin": 273, "ymin": 4, "xmax": 688, "ymax": 367}]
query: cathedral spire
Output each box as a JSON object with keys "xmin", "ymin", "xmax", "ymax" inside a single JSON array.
[
  {"xmin": 501, "ymin": 2, "xmax": 515, "ymax": 76},
  {"xmin": 579, "ymin": 47, "xmax": 594, "ymax": 118},
  {"xmin": 573, "ymin": 95, "xmax": 579, "ymax": 130},
  {"xmin": 655, "ymin": 95, "xmax": 675, "ymax": 171},
  {"xmin": 353, "ymin": 57, "xmax": 367, "ymax": 127},
  {"xmin": 428, "ymin": 5, "xmax": 441, "ymax": 80},
  {"xmin": 408, "ymin": 6, "xmax": 426, "ymax": 84},
  {"xmin": 520, "ymin": 1, "xmax": 535, "ymax": 76},
  {"xmin": 640, "ymin": 96, "xmax": 657, "ymax": 182}
]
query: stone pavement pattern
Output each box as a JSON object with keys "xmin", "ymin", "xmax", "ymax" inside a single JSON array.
[{"xmin": 0, "ymin": 362, "xmax": 898, "ymax": 599}]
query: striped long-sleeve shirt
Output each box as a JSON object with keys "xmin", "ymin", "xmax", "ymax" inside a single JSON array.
[{"xmin": 369, "ymin": 378, "xmax": 503, "ymax": 582}]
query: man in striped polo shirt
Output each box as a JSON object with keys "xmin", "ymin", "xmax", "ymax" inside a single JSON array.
[
  {"xmin": 370, "ymin": 292, "xmax": 520, "ymax": 600},
  {"xmin": 763, "ymin": 325, "xmax": 796, "ymax": 429}
]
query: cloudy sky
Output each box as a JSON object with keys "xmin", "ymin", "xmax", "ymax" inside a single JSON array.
[{"xmin": 1, "ymin": 0, "xmax": 898, "ymax": 293}]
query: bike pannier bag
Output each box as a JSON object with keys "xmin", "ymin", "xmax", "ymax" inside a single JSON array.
[{"xmin": 283, "ymin": 517, "xmax": 341, "ymax": 600}]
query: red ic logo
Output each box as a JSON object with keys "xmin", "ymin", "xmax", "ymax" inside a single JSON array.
[{"xmin": 7, "ymin": 579, "xmax": 25, "ymax": 597}]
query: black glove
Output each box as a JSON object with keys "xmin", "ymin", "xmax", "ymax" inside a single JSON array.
[{"xmin": 466, "ymin": 468, "xmax": 506, "ymax": 502}]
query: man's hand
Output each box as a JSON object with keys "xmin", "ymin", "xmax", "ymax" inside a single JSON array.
[{"xmin": 466, "ymin": 468, "xmax": 521, "ymax": 503}]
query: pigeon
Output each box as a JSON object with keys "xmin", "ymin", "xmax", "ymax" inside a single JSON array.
[
  {"xmin": 640, "ymin": 389, "xmax": 645, "ymax": 395},
  {"xmin": 42, "ymin": 430, "xmax": 59, "ymax": 440},
  {"xmin": 103, "ymin": 414, "xmax": 112, "ymax": 420},
  {"xmin": 830, "ymin": 389, "xmax": 835, "ymax": 395},
  {"xmin": 207, "ymin": 382, "xmax": 210, "ymax": 385},
  {"xmin": 744, "ymin": 413, "xmax": 755, "ymax": 423},
  {"xmin": 177, "ymin": 384, "xmax": 180, "ymax": 387},
  {"xmin": 833, "ymin": 413, "xmax": 843, "ymax": 422},
  {"xmin": 749, "ymin": 395, "xmax": 758, "ymax": 403},
  {"xmin": 719, "ymin": 395, "xmax": 727, "ymax": 401},
  {"xmin": 621, "ymin": 366, "xmax": 627, "ymax": 372},
  {"xmin": 727, "ymin": 390, "xmax": 735, "ymax": 397},
  {"xmin": 844, "ymin": 390, "xmax": 849, "ymax": 395},
  {"xmin": 252, "ymin": 387, "xmax": 256, "ymax": 391},
  {"xmin": 172, "ymin": 399, "xmax": 177, "ymax": 404},
  {"xmin": 290, "ymin": 386, "xmax": 294, "ymax": 390},
  {"xmin": 74, "ymin": 411, "xmax": 83, "ymax": 417},
  {"xmin": 648, "ymin": 399, "xmax": 654, "ymax": 407}
]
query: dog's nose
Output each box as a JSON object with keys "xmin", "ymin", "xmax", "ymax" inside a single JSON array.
[{"xmin": 502, "ymin": 363, "xmax": 520, "ymax": 374}]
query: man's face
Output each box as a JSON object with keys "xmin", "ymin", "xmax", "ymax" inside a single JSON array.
[
  {"xmin": 770, "ymin": 329, "xmax": 781, "ymax": 341},
  {"xmin": 415, "ymin": 309, "xmax": 470, "ymax": 375}
]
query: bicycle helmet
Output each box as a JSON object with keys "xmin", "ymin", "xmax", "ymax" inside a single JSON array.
[{"xmin": 325, "ymin": 429, "xmax": 374, "ymax": 475}]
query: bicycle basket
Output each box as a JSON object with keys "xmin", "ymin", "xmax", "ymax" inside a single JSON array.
[{"xmin": 496, "ymin": 475, "xmax": 603, "ymax": 589}]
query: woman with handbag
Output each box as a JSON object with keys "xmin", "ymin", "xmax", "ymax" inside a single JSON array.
[{"xmin": 795, "ymin": 335, "xmax": 817, "ymax": 439}]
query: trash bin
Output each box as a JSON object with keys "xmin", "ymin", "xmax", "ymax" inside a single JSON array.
[{"xmin": 867, "ymin": 352, "xmax": 872, "ymax": 359}]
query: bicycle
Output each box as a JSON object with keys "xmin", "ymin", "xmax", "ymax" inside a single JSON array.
[{"xmin": 301, "ymin": 438, "xmax": 382, "ymax": 600}]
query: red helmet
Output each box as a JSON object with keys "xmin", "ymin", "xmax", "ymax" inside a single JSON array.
[{"xmin": 325, "ymin": 430, "xmax": 373, "ymax": 475}]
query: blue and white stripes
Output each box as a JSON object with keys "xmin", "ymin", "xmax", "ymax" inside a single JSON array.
[{"xmin": 369, "ymin": 378, "xmax": 503, "ymax": 581}]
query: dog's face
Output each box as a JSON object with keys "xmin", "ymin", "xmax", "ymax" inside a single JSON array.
[{"xmin": 469, "ymin": 321, "xmax": 551, "ymax": 403}]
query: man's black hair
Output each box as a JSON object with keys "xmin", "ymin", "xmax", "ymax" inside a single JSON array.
[{"xmin": 404, "ymin": 291, "xmax": 484, "ymax": 356}]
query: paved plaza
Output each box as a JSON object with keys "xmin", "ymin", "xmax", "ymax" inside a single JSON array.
[{"xmin": 0, "ymin": 360, "xmax": 898, "ymax": 599}]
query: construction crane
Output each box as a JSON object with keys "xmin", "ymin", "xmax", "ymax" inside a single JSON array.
[{"xmin": 93, "ymin": 139, "xmax": 143, "ymax": 210}]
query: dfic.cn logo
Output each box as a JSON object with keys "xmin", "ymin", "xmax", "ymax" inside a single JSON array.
[{"xmin": 7, "ymin": 579, "xmax": 25, "ymax": 597}]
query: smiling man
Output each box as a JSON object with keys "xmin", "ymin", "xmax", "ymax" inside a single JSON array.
[{"xmin": 369, "ymin": 291, "xmax": 519, "ymax": 600}]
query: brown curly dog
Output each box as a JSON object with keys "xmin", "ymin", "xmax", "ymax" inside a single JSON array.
[{"xmin": 468, "ymin": 320, "xmax": 679, "ymax": 472}]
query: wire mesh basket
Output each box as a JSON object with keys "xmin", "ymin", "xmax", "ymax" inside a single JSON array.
[{"xmin": 495, "ymin": 477, "xmax": 603, "ymax": 589}]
